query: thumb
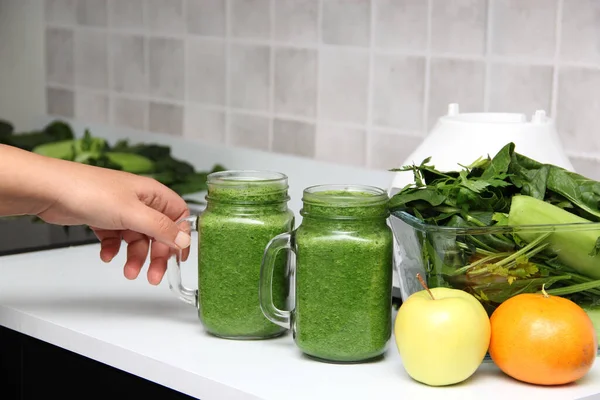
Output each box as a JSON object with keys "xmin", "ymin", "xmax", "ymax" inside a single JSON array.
[{"xmin": 122, "ymin": 204, "xmax": 191, "ymax": 250}]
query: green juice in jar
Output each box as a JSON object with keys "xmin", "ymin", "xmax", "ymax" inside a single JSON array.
[
  {"xmin": 197, "ymin": 171, "xmax": 294, "ymax": 339},
  {"xmin": 260, "ymin": 184, "xmax": 394, "ymax": 363}
]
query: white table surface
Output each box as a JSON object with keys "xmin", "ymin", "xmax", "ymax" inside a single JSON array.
[{"xmin": 0, "ymin": 244, "xmax": 598, "ymax": 400}]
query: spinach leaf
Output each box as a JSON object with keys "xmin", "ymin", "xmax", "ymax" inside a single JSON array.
[
  {"xmin": 546, "ymin": 167, "xmax": 600, "ymax": 220},
  {"xmin": 0, "ymin": 120, "xmax": 14, "ymax": 138},
  {"xmin": 481, "ymin": 142, "xmax": 513, "ymax": 180},
  {"xmin": 508, "ymin": 152, "xmax": 549, "ymax": 199},
  {"xmin": 388, "ymin": 187, "xmax": 447, "ymax": 209}
]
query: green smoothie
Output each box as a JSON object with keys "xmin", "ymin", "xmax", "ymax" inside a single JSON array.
[
  {"xmin": 293, "ymin": 186, "xmax": 393, "ymax": 362},
  {"xmin": 197, "ymin": 171, "xmax": 294, "ymax": 339}
]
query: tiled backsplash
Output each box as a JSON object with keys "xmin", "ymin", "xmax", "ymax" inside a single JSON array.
[{"xmin": 43, "ymin": 0, "xmax": 600, "ymax": 173}]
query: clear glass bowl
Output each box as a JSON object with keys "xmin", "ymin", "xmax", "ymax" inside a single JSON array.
[{"xmin": 389, "ymin": 210, "xmax": 600, "ymax": 353}]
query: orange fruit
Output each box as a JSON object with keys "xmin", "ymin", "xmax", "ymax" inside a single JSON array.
[{"xmin": 489, "ymin": 290, "xmax": 597, "ymax": 386}]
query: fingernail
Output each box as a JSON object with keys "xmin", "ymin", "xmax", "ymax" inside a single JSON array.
[{"xmin": 175, "ymin": 231, "xmax": 191, "ymax": 249}]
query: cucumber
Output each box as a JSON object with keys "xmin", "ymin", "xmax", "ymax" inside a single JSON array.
[
  {"xmin": 508, "ymin": 195, "xmax": 600, "ymax": 279},
  {"xmin": 32, "ymin": 140, "xmax": 77, "ymax": 159},
  {"xmin": 581, "ymin": 304, "xmax": 600, "ymax": 345},
  {"xmin": 105, "ymin": 152, "xmax": 155, "ymax": 174}
]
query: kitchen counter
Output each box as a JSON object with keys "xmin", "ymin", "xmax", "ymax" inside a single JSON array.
[
  {"xmin": 0, "ymin": 244, "xmax": 598, "ymax": 400},
  {"xmin": 0, "ymin": 118, "xmax": 598, "ymax": 399}
]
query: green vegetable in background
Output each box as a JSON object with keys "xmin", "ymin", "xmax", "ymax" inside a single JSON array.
[
  {"xmin": 104, "ymin": 152, "xmax": 154, "ymax": 174},
  {"xmin": 0, "ymin": 120, "xmax": 74, "ymax": 150},
  {"xmin": 2, "ymin": 120, "xmax": 225, "ymax": 199},
  {"xmin": 581, "ymin": 304, "xmax": 600, "ymax": 343},
  {"xmin": 33, "ymin": 139, "xmax": 80, "ymax": 159},
  {"xmin": 0, "ymin": 120, "xmax": 14, "ymax": 138},
  {"xmin": 508, "ymin": 195, "xmax": 600, "ymax": 279},
  {"xmin": 389, "ymin": 142, "xmax": 600, "ymax": 313}
]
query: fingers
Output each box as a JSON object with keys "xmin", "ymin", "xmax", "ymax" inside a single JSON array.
[
  {"xmin": 121, "ymin": 204, "xmax": 191, "ymax": 252},
  {"xmin": 137, "ymin": 179, "xmax": 190, "ymax": 222},
  {"xmin": 181, "ymin": 242, "xmax": 190, "ymax": 262},
  {"xmin": 92, "ymin": 228, "xmax": 122, "ymax": 263},
  {"xmin": 122, "ymin": 230, "xmax": 150, "ymax": 280},
  {"xmin": 148, "ymin": 241, "xmax": 172, "ymax": 285}
]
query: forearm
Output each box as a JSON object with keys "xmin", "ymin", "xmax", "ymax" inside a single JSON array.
[{"xmin": 0, "ymin": 144, "xmax": 63, "ymax": 217}]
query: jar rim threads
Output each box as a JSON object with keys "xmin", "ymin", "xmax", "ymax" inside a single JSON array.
[
  {"xmin": 206, "ymin": 170, "xmax": 290, "ymax": 205},
  {"xmin": 301, "ymin": 184, "xmax": 389, "ymax": 219}
]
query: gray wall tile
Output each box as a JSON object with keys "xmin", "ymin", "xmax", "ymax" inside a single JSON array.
[
  {"xmin": 274, "ymin": 0, "xmax": 318, "ymax": 43},
  {"xmin": 147, "ymin": 0, "xmax": 185, "ymax": 34},
  {"xmin": 186, "ymin": 38, "xmax": 226, "ymax": 105},
  {"xmin": 74, "ymin": 30, "xmax": 108, "ymax": 89},
  {"xmin": 560, "ymin": 0, "xmax": 600, "ymax": 63},
  {"xmin": 373, "ymin": 0, "xmax": 427, "ymax": 51},
  {"xmin": 45, "ymin": 27, "xmax": 74, "ymax": 85},
  {"xmin": 77, "ymin": 0, "xmax": 107, "ymax": 26},
  {"xmin": 75, "ymin": 91, "xmax": 108, "ymax": 123},
  {"xmin": 557, "ymin": 67, "xmax": 600, "ymax": 153},
  {"xmin": 488, "ymin": 63, "xmax": 553, "ymax": 115},
  {"xmin": 110, "ymin": 34, "xmax": 147, "ymax": 95},
  {"xmin": 315, "ymin": 124, "xmax": 366, "ymax": 166},
  {"xmin": 46, "ymin": 87, "xmax": 74, "ymax": 117},
  {"xmin": 322, "ymin": 0, "xmax": 371, "ymax": 47},
  {"xmin": 45, "ymin": 0, "xmax": 77, "ymax": 25},
  {"xmin": 319, "ymin": 48, "xmax": 369, "ymax": 124},
  {"xmin": 369, "ymin": 131, "xmax": 423, "ymax": 170},
  {"xmin": 112, "ymin": 96, "xmax": 148, "ymax": 130},
  {"xmin": 149, "ymin": 101, "xmax": 184, "ymax": 135},
  {"xmin": 187, "ymin": 0, "xmax": 225, "ymax": 37},
  {"xmin": 272, "ymin": 119, "xmax": 316, "ymax": 157},
  {"xmin": 431, "ymin": 0, "xmax": 487, "ymax": 55},
  {"xmin": 229, "ymin": 44, "xmax": 270, "ymax": 111},
  {"xmin": 372, "ymin": 54, "xmax": 425, "ymax": 130},
  {"xmin": 40, "ymin": 0, "xmax": 600, "ymax": 170},
  {"xmin": 231, "ymin": 0, "xmax": 271, "ymax": 40},
  {"xmin": 184, "ymin": 105, "xmax": 225, "ymax": 143},
  {"xmin": 490, "ymin": 0, "xmax": 557, "ymax": 58},
  {"xmin": 149, "ymin": 37, "xmax": 185, "ymax": 100},
  {"xmin": 230, "ymin": 113, "xmax": 270, "ymax": 150},
  {"xmin": 109, "ymin": 0, "xmax": 144, "ymax": 29},
  {"xmin": 428, "ymin": 58, "xmax": 485, "ymax": 128},
  {"xmin": 274, "ymin": 48, "xmax": 317, "ymax": 118}
]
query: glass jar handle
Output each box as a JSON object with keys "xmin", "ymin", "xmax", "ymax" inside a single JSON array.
[
  {"xmin": 259, "ymin": 232, "xmax": 295, "ymax": 329},
  {"xmin": 167, "ymin": 215, "xmax": 198, "ymax": 307}
]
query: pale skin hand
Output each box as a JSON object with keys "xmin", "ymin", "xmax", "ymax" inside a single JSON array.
[{"xmin": 0, "ymin": 144, "xmax": 192, "ymax": 285}]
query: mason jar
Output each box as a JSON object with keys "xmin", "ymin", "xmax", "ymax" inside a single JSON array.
[
  {"xmin": 168, "ymin": 170, "xmax": 294, "ymax": 339},
  {"xmin": 260, "ymin": 184, "xmax": 394, "ymax": 362}
]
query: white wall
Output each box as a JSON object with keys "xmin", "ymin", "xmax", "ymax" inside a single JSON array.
[{"xmin": 0, "ymin": 0, "xmax": 45, "ymax": 131}]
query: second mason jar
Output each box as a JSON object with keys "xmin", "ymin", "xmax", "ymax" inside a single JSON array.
[
  {"xmin": 168, "ymin": 170, "xmax": 294, "ymax": 339},
  {"xmin": 260, "ymin": 184, "xmax": 394, "ymax": 362}
]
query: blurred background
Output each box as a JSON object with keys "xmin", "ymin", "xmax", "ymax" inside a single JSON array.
[{"xmin": 1, "ymin": 0, "xmax": 599, "ymax": 175}]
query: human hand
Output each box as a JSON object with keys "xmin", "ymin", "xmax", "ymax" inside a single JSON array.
[{"xmin": 36, "ymin": 159, "xmax": 191, "ymax": 285}]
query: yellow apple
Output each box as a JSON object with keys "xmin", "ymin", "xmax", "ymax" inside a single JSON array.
[{"xmin": 394, "ymin": 287, "xmax": 491, "ymax": 386}]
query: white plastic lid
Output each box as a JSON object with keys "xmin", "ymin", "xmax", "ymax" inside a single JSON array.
[{"xmin": 442, "ymin": 103, "xmax": 550, "ymax": 125}]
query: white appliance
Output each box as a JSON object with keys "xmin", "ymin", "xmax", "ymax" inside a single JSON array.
[{"xmin": 389, "ymin": 103, "xmax": 575, "ymax": 196}]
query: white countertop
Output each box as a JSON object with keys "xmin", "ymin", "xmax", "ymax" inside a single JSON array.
[
  {"xmin": 0, "ymin": 244, "xmax": 598, "ymax": 400},
  {"xmin": 0, "ymin": 118, "xmax": 597, "ymax": 399}
]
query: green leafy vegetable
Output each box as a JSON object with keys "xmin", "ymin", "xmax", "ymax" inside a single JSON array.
[
  {"xmin": 0, "ymin": 120, "xmax": 74, "ymax": 151},
  {"xmin": 508, "ymin": 195, "xmax": 600, "ymax": 279},
  {"xmin": 580, "ymin": 304, "xmax": 600, "ymax": 343},
  {"xmin": 0, "ymin": 120, "xmax": 14, "ymax": 138},
  {"xmin": 2, "ymin": 120, "xmax": 225, "ymax": 198},
  {"xmin": 390, "ymin": 142, "xmax": 600, "ymax": 313}
]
